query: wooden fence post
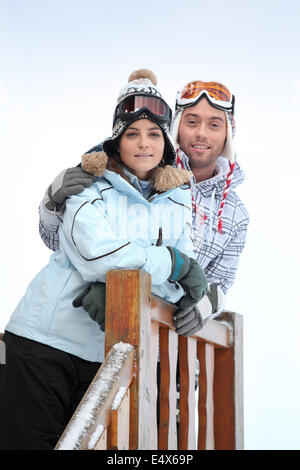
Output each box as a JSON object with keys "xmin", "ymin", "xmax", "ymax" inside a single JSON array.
[
  {"xmin": 105, "ymin": 270, "xmax": 152, "ymax": 450},
  {"xmin": 213, "ymin": 312, "xmax": 244, "ymax": 450}
]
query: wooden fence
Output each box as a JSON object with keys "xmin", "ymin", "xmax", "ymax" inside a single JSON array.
[{"xmin": 55, "ymin": 269, "xmax": 243, "ymax": 450}]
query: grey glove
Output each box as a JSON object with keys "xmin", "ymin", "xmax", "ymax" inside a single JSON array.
[
  {"xmin": 45, "ymin": 166, "xmax": 96, "ymax": 212},
  {"xmin": 73, "ymin": 282, "xmax": 106, "ymax": 332},
  {"xmin": 174, "ymin": 284, "xmax": 224, "ymax": 336}
]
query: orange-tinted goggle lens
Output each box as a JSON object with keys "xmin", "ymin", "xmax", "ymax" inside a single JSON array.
[{"xmin": 180, "ymin": 81, "xmax": 232, "ymax": 103}]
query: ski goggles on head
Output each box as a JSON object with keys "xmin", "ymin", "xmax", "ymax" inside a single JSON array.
[
  {"xmin": 113, "ymin": 94, "xmax": 172, "ymax": 126},
  {"xmin": 176, "ymin": 81, "xmax": 235, "ymax": 114}
]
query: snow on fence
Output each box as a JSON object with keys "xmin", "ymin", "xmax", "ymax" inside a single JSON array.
[{"xmin": 55, "ymin": 269, "xmax": 243, "ymax": 450}]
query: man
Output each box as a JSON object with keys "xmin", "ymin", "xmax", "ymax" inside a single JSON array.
[
  {"xmin": 39, "ymin": 78, "xmax": 249, "ymax": 333},
  {"xmin": 171, "ymin": 80, "xmax": 249, "ymax": 296}
]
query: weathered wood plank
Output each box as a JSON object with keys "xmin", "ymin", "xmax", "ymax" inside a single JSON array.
[
  {"xmin": 150, "ymin": 320, "xmax": 159, "ymax": 449},
  {"xmin": 93, "ymin": 428, "xmax": 107, "ymax": 450},
  {"xmin": 110, "ymin": 388, "xmax": 130, "ymax": 450},
  {"xmin": 158, "ymin": 328, "xmax": 178, "ymax": 450},
  {"xmin": 105, "ymin": 270, "xmax": 152, "ymax": 450},
  {"xmin": 197, "ymin": 342, "xmax": 215, "ymax": 450},
  {"xmin": 151, "ymin": 297, "xmax": 230, "ymax": 349},
  {"xmin": 213, "ymin": 312, "xmax": 244, "ymax": 450},
  {"xmin": 178, "ymin": 336, "xmax": 197, "ymax": 450},
  {"xmin": 197, "ymin": 342, "xmax": 207, "ymax": 450}
]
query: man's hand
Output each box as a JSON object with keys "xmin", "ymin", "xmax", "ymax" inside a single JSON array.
[
  {"xmin": 45, "ymin": 167, "xmax": 96, "ymax": 212},
  {"xmin": 174, "ymin": 284, "xmax": 225, "ymax": 336}
]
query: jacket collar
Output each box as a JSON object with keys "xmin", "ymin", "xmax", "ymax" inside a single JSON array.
[
  {"xmin": 176, "ymin": 150, "xmax": 245, "ymax": 197},
  {"xmin": 81, "ymin": 150, "xmax": 192, "ymax": 193}
]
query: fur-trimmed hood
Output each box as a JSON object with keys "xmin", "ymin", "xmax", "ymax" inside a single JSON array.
[{"xmin": 81, "ymin": 150, "xmax": 192, "ymax": 193}]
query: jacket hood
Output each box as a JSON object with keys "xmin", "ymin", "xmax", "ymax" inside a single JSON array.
[{"xmin": 81, "ymin": 149, "xmax": 192, "ymax": 193}]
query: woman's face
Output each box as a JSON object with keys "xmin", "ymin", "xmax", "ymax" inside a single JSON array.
[{"xmin": 119, "ymin": 119, "xmax": 165, "ymax": 180}]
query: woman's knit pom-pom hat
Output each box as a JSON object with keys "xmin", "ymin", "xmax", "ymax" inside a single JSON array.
[
  {"xmin": 81, "ymin": 69, "xmax": 192, "ymax": 192},
  {"xmin": 102, "ymin": 68, "xmax": 177, "ymax": 166}
]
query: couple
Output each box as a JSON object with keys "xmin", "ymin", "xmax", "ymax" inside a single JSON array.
[{"xmin": 0, "ymin": 69, "xmax": 249, "ymax": 450}]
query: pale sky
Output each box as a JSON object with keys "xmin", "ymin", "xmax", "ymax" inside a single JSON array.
[{"xmin": 1, "ymin": 0, "xmax": 300, "ymax": 450}]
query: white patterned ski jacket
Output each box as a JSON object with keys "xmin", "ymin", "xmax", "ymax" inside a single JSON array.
[{"xmin": 176, "ymin": 150, "xmax": 249, "ymax": 294}]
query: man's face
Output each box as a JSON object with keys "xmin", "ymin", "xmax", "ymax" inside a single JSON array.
[{"xmin": 178, "ymin": 98, "xmax": 227, "ymax": 171}]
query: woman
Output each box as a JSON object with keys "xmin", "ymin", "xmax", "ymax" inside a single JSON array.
[{"xmin": 0, "ymin": 70, "xmax": 207, "ymax": 450}]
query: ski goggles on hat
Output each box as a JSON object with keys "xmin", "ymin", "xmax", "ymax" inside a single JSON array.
[
  {"xmin": 113, "ymin": 94, "xmax": 172, "ymax": 126},
  {"xmin": 176, "ymin": 81, "xmax": 235, "ymax": 114}
]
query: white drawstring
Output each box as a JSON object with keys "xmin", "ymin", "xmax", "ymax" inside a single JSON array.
[{"xmin": 208, "ymin": 187, "xmax": 216, "ymax": 238}]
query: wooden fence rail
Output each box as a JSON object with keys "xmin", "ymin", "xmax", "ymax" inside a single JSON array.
[{"xmin": 54, "ymin": 269, "xmax": 243, "ymax": 450}]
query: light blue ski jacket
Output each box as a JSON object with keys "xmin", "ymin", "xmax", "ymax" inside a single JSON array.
[{"xmin": 6, "ymin": 165, "xmax": 194, "ymax": 362}]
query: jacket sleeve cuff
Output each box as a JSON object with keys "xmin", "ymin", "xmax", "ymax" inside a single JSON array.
[{"xmin": 143, "ymin": 246, "xmax": 172, "ymax": 286}]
